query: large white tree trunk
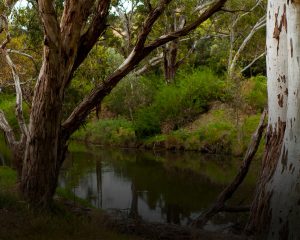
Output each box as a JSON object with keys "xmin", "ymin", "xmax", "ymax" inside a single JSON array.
[
  {"xmin": 248, "ymin": 1, "xmax": 300, "ymax": 239},
  {"xmin": 266, "ymin": 2, "xmax": 300, "ymax": 239}
]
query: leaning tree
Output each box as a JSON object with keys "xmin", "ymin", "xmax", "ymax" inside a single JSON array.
[
  {"xmin": 0, "ymin": 0, "xmax": 228, "ymax": 208},
  {"xmin": 245, "ymin": 0, "xmax": 300, "ymax": 239}
]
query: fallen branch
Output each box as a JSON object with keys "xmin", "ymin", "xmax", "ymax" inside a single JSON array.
[{"xmin": 192, "ymin": 108, "xmax": 267, "ymax": 227}]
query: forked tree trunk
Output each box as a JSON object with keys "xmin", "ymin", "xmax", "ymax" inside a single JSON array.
[
  {"xmin": 247, "ymin": 1, "xmax": 300, "ymax": 239},
  {"xmin": 0, "ymin": 0, "xmax": 228, "ymax": 210}
]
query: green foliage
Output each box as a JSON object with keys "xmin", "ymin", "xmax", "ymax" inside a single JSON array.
[
  {"xmin": 134, "ymin": 69, "xmax": 225, "ymax": 138},
  {"xmin": 0, "ymin": 166, "xmax": 16, "ymax": 190},
  {"xmin": 104, "ymin": 73, "xmax": 163, "ymax": 117},
  {"xmin": 242, "ymin": 75, "xmax": 267, "ymax": 111},
  {"xmin": 63, "ymin": 46, "xmax": 125, "ymax": 118},
  {"xmin": 0, "ymin": 166, "xmax": 17, "ymax": 209},
  {"xmin": 72, "ymin": 118, "xmax": 136, "ymax": 147},
  {"xmin": 0, "ymin": 93, "xmax": 29, "ymax": 134}
]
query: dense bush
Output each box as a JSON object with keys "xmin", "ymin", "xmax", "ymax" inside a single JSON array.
[
  {"xmin": 242, "ymin": 75, "xmax": 267, "ymax": 111},
  {"xmin": 104, "ymin": 73, "xmax": 163, "ymax": 118},
  {"xmin": 72, "ymin": 118, "xmax": 136, "ymax": 147},
  {"xmin": 134, "ymin": 69, "xmax": 226, "ymax": 138}
]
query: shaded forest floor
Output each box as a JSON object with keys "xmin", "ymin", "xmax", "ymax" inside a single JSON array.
[{"xmin": 0, "ymin": 166, "xmax": 250, "ymax": 240}]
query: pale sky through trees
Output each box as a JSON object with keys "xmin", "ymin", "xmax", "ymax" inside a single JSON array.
[{"xmin": 14, "ymin": 0, "xmax": 133, "ymax": 13}]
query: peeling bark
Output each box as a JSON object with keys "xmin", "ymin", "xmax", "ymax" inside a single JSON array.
[{"xmin": 248, "ymin": 0, "xmax": 300, "ymax": 239}]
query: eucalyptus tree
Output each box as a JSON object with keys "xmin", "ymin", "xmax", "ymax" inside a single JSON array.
[
  {"xmin": 0, "ymin": 0, "xmax": 228, "ymax": 209},
  {"xmin": 246, "ymin": 0, "xmax": 300, "ymax": 239}
]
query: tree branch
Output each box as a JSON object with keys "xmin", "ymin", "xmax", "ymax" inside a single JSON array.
[
  {"xmin": 1, "ymin": 48, "xmax": 28, "ymax": 137},
  {"xmin": 134, "ymin": 53, "xmax": 164, "ymax": 76},
  {"xmin": 62, "ymin": 0, "xmax": 228, "ymax": 138},
  {"xmin": 143, "ymin": 0, "xmax": 227, "ymax": 52},
  {"xmin": 241, "ymin": 51, "xmax": 266, "ymax": 73},
  {"xmin": 175, "ymin": 40, "xmax": 198, "ymax": 69},
  {"xmin": 70, "ymin": 0, "xmax": 111, "ymax": 79},
  {"xmin": 0, "ymin": 110, "xmax": 16, "ymax": 147},
  {"xmin": 0, "ymin": 14, "xmax": 10, "ymax": 49},
  {"xmin": 228, "ymin": 15, "xmax": 266, "ymax": 77},
  {"xmin": 37, "ymin": 0, "xmax": 60, "ymax": 50},
  {"xmin": 0, "ymin": 12, "xmax": 28, "ymax": 137},
  {"xmin": 192, "ymin": 109, "xmax": 267, "ymax": 227},
  {"xmin": 60, "ymin": 0, "xmax": 96, "ymax": 82},
  {"xmin": 7, "ymin": 49, "xmax": 39, "ymax": 75}
]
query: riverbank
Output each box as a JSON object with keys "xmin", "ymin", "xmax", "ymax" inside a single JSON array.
[
  {"xmin": 72, "ymin": 103, "xmax": 265, "ymax": 158},
  {"xmin": 0, "ymin": 166, "xmax": 248, "ymax": 240}
]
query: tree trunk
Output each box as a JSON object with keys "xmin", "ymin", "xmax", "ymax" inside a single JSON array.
[
  {"xmin": 0, "ymin": 0, "xmax": 228, "ymax": 210},
  {"xmin": 163, "ymin": 41, "xmax": 178, "ymax": 83},
  {"xmin": 20, "ymin": 37, "xmax": 65, "ymax": 208},
  {"xmin": 247, "ymin": 1, "xmax": 300, "ymax": 239}
]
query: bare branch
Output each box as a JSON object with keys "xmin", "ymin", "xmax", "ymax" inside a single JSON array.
[
  {"xmin": 134, "ymin": 53, "xmax": 164, "ymax": 76},
  {"xmin": 7, "ymin": 49, "xmax": 39, "ymax": 75},
  {"xmin": 228, "ymin": 15, "xmax": 266, "ymax": 76},
  {"xmin": 1, "ymin": 48, "xmax": 28, "ymax": 136},
  {"xmin": 194, "ymin": 0, "xmax": 218, "ymax": 13},
  {"xmin": 175, "ymin": 40, "xmax": 198, "ymax": 69},
  {"xmin": 0, "ymin": 11, "xmax": 28, "ymax": 137},
  {"xmin": 143, "ymin": 0, "xmax": 227, "ymax": 52},
  {"xmin": 241, "ymin": 51, "xmax": 266, "ymax": 73},
  {"xmin": 0, "ymin": 110, "xmax": 16, "ymax": 147}
]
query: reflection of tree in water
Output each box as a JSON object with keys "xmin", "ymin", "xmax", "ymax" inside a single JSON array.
[
  {"xmin": 61, "ymin": 145, "xmax": 256, "ymax": 224},
  {"xmin": 105, "ymin": 150, "xmax": 226, "ymax": 224},
  {"xmin": 96, "ymin": 160, "xmax": 102, "ymax": 208},
  {"xmin": 129, "ymin": 182, "xmax": 140, "ymax": 219}
]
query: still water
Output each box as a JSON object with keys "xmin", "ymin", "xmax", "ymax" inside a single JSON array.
[{"xmin": 58, "ymin": 143, "xmax": 258, "ymax": 227}]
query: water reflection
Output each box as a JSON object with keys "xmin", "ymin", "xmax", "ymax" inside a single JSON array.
[{"xmin": 59, "ymin": 145, "xmax": 257, "ymax": 225}]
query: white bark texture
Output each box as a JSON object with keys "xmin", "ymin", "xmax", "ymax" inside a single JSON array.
[
  {"xmin": 258, "ymin": 0, "xmax": 300, "ymax": 239},
  {"xmin": 267, "ymin": 1, "xmax": 300, "ymax": 239},
  {"xmin": 267, "ymin": 0, "xmax": 288, "ymax": 127}
]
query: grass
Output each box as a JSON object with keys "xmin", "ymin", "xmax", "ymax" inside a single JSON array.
[
  {"xmin": 142, "ymin": 106, "xmax": 265, "ymax": 157},
  {"xmin": 0, "ymin": 166, "xmax": 144, "ymax": 240},
  {"xmin": 72, "ymin": 118, "xmax": 136, "ymax": 147}
]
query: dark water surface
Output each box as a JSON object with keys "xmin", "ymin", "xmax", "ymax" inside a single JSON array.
[
  {"xmin": 0, "ymin": 137, "xmax": 258, "ymax": 228},
  {"xmin": 58, "ymin": 143, "xmax": 258, "ymax": 228}
]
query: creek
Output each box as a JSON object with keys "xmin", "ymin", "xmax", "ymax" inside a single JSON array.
[{"xmin": 58, "ymin": 142, "xmax": 258, "ymax": 230}]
